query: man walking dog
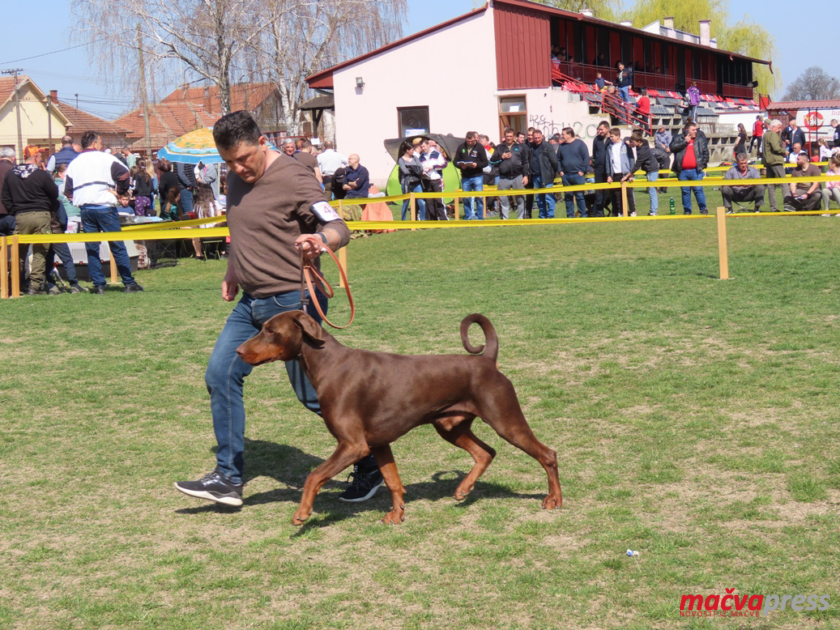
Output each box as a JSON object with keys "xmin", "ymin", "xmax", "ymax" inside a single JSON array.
[{"xmin": 174, "ymin": 111, "xmax": 387, "ymax": 506}]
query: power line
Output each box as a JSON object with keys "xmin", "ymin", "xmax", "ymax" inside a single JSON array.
[{"xmin": 0, "ymin": 36, "xmax": 119, "ymax": 65}]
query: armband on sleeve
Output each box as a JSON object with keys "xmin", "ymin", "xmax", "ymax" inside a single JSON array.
[{"xmin": 311, "ymin": 200, "xmax": 341, "ymax": 223}]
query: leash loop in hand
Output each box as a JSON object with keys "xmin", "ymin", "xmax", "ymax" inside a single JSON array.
[{"xmin": 298, "ymin": 238, "xmax": 355, "ymax": 329}]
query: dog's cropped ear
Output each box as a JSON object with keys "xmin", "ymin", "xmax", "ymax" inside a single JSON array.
[{"xmin": 292, "ymin": 311, "xmax": 325, "ymax": 347}]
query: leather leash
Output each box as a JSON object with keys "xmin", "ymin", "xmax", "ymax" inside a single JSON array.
[{"xmin": 298, "ymin": 237, "xmax": 355, "ymax": 329}]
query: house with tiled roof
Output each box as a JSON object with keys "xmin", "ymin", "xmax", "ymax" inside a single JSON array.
[
  {"xmin": 48, "ymin": 91, "xmax": 130, "ymax": 149},
  {"xmin": 0, "ymin": 76, "xmax": 71, "ymax": 156},
  {"xmin": 115, "ymin": 82, "xmax": 286, "ymax": 150}
]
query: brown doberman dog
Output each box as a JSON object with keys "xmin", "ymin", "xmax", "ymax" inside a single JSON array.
[{"xmin": 236, "ymin": 311, "xmax": 562, "ymax": 525}]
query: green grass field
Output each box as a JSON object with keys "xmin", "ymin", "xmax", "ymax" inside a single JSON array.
[{"xmin": 2, "ymin": 209, "xmax": 840, "ymax": 629}]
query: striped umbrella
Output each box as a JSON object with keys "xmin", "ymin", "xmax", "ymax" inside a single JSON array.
[{"xmin": 157, "ymin": 127, "xmax": 277, "ymax": 164}]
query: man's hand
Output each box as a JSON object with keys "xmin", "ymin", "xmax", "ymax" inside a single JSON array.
[
  {"xmin": 522, "ymin": 176, "xmax": 529, "ymax": 186},
  {"xmin": 578, "ymin": 171, "xmax": 584, "ymax": 177},
  {"xmin": 502, "ymin": 151, "xmax": 512, "ymax": 159},
  {"xmin": 295, "ymin": 234, "xmax": 324, "ymax": 261},
  {"xmin": 607, "ymin": 176, "xmax": 613, "ymax": 184},
  {"xmin": 221, "ymin": 263, "xmax": 239, "ymax": 302}
]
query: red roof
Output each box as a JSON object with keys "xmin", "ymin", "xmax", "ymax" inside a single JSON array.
[
  {"xmin": 161, "ymin": 82, "xmax": 277, "ymax": 114},
  {"xmin": 0, "ymin": 77, "xmax": 17, "ymax": 108},
  {"xmin": 766, "ymin": 99, "xmax": 840, "ymax": 110},
  {"xmin": 55, "ymin": 101, "xmax": 131, "ymax": 137}
]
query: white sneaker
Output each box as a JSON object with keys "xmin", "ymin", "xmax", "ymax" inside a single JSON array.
[
  {"xmin": 630, "ymin": 211, "xmax": 637, "ymax": 217},
  {"xmin": 649, "ymin": 212, "xmax": 657, "ymax": 216}
]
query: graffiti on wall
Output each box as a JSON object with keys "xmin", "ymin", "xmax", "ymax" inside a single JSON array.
[{"xmin": 528, "ymin": 114, "xmax": 599, "ymax": 140}]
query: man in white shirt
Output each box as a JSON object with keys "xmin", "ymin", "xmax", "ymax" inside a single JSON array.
[
  {"xmin": 419, "ymin": 139, "xmax": 448, "ymax": 220},
  {"xmin": 316, "ymin": 141, "xmax": 348, "ymax": 196},
  {"xmin": 65, "ymin": 131, "xmax": 143, "ymax": 294}
]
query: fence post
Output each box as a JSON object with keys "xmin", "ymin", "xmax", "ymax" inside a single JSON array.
[
  {"xmin": 410, "ymin": 193, "xmax": 417, "ymax": 231},
  {"xmin": 338, "ymin": 246, "xmax": 347, "ymax": 289},
  {"xmin": 716, "ymin": 206, "xmax": 730, "ymax": 280},
  {"xmin": 0, "ymin": 236, "xmax": 7, "ymax": 299},
  {"xmin": 11, "ymin": 235, "xmax": 19, "ymax": 298},
  {"xmin": 621, "ymin": 181, "xmax": 629, "ymax": 218},
  {"xmin": 454, "ymin": 195, "xmax": 460, "ymax": 220},
  {"xmin": 338, "ymin": 199, "xmax": 343, "ymax": 218},
  {"xmin": 109, "ymin": 248, "xmax": 118, "ymax": 284}
]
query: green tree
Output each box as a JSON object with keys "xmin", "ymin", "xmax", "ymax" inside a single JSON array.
[{"xmin": 625, "ymin": 0, "xmax": 779, "ymax": 95}]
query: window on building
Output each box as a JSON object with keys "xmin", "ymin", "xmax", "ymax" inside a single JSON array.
[{"xmin": 397, "ymin": 106, "xmax": 430, "ymax": 137}]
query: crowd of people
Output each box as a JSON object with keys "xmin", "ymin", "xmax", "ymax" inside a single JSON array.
[{"xmin": 0, "ymin": 132, "xmax": 228, "ymax": 296}]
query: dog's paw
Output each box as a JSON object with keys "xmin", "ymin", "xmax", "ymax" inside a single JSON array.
[
  {"xmin": 381, "ymin": 507, "xmax": 405, "ymax": 525},
  {"xmin": 454, "ymin": 483, "xmax": 474, "ymax": 501},
  {"xmin": 291, "ymin": 510, "xmax": 311, "ymax": 526},
  {"xmin": 542, "ymin": 494, "xmax": 562, "ymax": 510}
]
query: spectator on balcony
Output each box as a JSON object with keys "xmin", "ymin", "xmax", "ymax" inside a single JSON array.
[
  {"xmin": 686, "ymin": 82, "xmax": 701, "ymax": 122},
  {"xmin": 606, "ymin": 128, "xmax": 635, "ymax": 217},
  {"xmin": 595, "ymin": 73, "xmax": 611, "ymax": 92},
  {"xmin": 615, "ymin": 62, "xmax": 633, "ymax": 103},
  {"xmin": 762, "ymin": 119, "xmax": 787, "ymax": 212},
  {"xmin": 635, "ymin": 89, "xmax": 651, "ymax": 131},
  {"xmin": 593, "ymin": 52, "xmax": 608, "ymax": 67},
  {"xmin": 749, "ymin": 116, "xmax": 764, "ymax": 154},
  {"xmin": 557, "ymin": 127, "xmax": 590, "ymax": 218},
  {"xmin": 590, "ymin": 120, "xmax": 611, "ymax": 218},
  {"xmin": 722, "ymin": 154, "xmax": 765, "ymax": 214},
  {"xmin": 734, "ymin": 124, "xmax": 748, "ymax": 158},
  {"xmin": 670, "ymin": 122, "xmax": 709, "ymax": 215},
  {"xmin": 785, "ymin": 151, "xmax": 822, "ymax": 211}
]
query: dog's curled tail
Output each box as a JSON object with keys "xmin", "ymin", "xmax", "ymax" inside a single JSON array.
[{"xmin": 460, "ymin": 314, "xmax": 499, "ymax": 363}]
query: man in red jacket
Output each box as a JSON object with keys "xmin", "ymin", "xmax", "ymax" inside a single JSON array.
[{"xmin": 749, "ymin": 116, "xmax": 765, "ymax": 154}]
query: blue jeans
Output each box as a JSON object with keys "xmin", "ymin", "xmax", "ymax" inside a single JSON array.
[
  {"xmin": 46, "ymin": 243, "xmax": 78, "ymax": 288},
  {"xmin": 400, "ymin": 184, "xmax": 426, "ymax": 221},
  {"xmin": 207, "ymin": 290, "xmax": 328, "ymax": 484},
  {"xmin": 461, "ymin": 175, "xmax": 484, "ymax": 219},
  {"xmin": 678, "ymin": 169, "xmax": 707, "ymax": 214},
  {"xmin": 180, "ymin": 188, "xmax": 194, "ymax": 214},
  {"xmin": 80, "ymin": 204, "xmax": 136, "ymax": 287},
  {"xmin": 533, "ymin": 175, "xmax": 555, "ymax": 219},
  {"xmin": 562, "ymin": 173, "xmax": 587, "ymax": 217},
  {"xmin": 647, "ymin": 171, "xmax": 659, "ymax": 215},
  {"xmin": 619, "ymin": 86, "xmax": 630, "ymax": 102}
]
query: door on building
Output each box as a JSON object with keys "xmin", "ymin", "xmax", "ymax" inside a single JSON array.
[{"xmin": 498, "ymin": 96, "xmax": 528, "ymax": 141}]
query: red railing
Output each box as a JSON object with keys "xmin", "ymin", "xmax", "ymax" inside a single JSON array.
[
  {"xmin": 551, "ymin": 67, "xmax": 651, "ymax": 135},
  {"xmin": 553, "ymin": 61, "xmax": 676, "ymax": 92}
]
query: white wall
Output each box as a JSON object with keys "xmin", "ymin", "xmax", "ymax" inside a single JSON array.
[
  {"xmin": 333, "ymin": 10, "xmax": 499, "ymax": 185},
  {"xmin": 502, "ymin": 88, "xmax": 609, "ymax": 142}
]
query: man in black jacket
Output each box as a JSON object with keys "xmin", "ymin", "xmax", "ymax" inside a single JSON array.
[
  {"xmin": 832, "ymin": 119, "xmax": 840, "ymax": 148},
  {"xmin": 0, "ymin": 146, "xmax": 59, "ymax": 295},
  {"xmin": 788, "ymin": 120, "xmax": 805, "ymax": 154},
  {"xmin": 670, "ymin": 122, "xmax": 710, "ymax": 215},
  {"xmin": 454, "ymin": 132, "xmax": 488, "ymax": 220},
  {"xmin": 590, "ymin": 121, "xmax": 611, "ymax": 217},
  {"xmin": 615, "ymin": 62, "xmax": 633, "ymax": 103},
  {"xmin": 628, "ymin": 131, "xmax": 662, "ymax": 216},
  {"xmin": 529, "ymin": 130, "xmax": 559, "ymax": 218},
  {"xmin": 490, "ymin": 128, "xmax": 530, "ymax": 219}
]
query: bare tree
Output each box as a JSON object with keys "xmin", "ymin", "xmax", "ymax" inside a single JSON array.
[
  {"xmin": 782, "ymin": 67, "xmax": 840, "ymax": 101},
  {"xmin": 71, "ymin": 0, "xmax": 265, "ymax": 115},
  {"xmin": 249, "ymin": 0, "xmax": 407, "ymax": 135}
]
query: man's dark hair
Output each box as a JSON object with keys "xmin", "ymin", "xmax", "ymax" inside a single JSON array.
[
  {"xmin": 213, "ymin": 111, "xmax": 263, "ymax": 150},
  {"xmin": 80, "ymin": 131, "xmax": 100, "ymax": 149},
  {"xmin": 598, "ymin": 120, "xmax": 610, "ymax": 129},
  {"xmin": 684, "ymin": 122, "xmax": 697, "ymax": 134},
  {"xmin": 465, "ymin": 131, "xmax": 477, "ymax": 140},
  {"xmin": 630, "ymin": 131, "xmax": 644, "ymax": 143},
  {"xmin": 503, "ymin": 127, "xmax": 514, "ymax": 135},
  {"xmin": 639, "ymin": 88, "xmax": 647, "ymax": 96},
  {"xmin": 61, "ymin": 135, "xmax": 73, "ymax": 146},
  {"xmin": 609, "ymin": 127, "xmax": 621, "ymax": 136},
  {"xmin": 562, "ymin": 127, "xmax": 575, "ymax": 137}
]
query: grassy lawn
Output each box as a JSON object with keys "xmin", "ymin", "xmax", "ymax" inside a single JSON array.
[{"xmin": 2, "ymin": 208, "xmax": 840, "ymax": 629}]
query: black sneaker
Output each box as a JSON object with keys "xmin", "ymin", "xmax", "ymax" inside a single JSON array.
[
  {"xmin": 337, "ymin": 464, "xmax": 385, "ymax": 502},
  {"xmin": 174, "ymin": 469, "xmax": 243, "ymax": 506},
  {"xmin": 124, "ymin": 283, "xmax": 144, "ymax": 293}
]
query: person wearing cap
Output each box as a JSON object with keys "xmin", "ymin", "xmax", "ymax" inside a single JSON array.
[
  {"xmin": 785, "ymin": 151, "xmax": 822, "ymax": 211},
  {"xmin": 0, "ymin": 145, "xmax": 59, "ymax": 295}
]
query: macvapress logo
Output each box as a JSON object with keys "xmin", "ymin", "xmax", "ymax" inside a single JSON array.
[{"xmin": 680, "ymin": 590, "xmax": 830, "ymax": 618}]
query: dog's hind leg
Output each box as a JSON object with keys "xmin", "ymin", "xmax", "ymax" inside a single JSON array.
[
  {"xmin": 433, "ymin": 419, "xmax": 496, "ymax": 501},
  {"xmin": 370, "ymin": 445, "xmax": 406, "ymax": 524},
  {"xmin": 478, "ymin": 384, "xmax": 563, "ymax": 510}
]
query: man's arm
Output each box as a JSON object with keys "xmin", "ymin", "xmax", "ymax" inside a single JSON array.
[
  {"xmin": 578, "ymin": 142, "xmax": 590, "ymax": 175},
  {"xmin": 112, "ymin": 161, "xmax": 131, "ymax": 196},
  {"xmin": 64, "ymin": 175, "xmax": 75, "ymax": 203},
  {"xmin": 313, "ymin": 166, "xmax": 324, "ymax": 185},
  {"xmin": 1, "ymin": 179, "xmax": 12, "ymax": 214},
  {"xmin": 475, "ymin": 145, "xmax": 489, "ymax": 170}
]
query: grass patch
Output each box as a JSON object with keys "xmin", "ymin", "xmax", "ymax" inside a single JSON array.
[{"xmin": 1, "ymin": 211, "xmax": 840, "ymax": 628}]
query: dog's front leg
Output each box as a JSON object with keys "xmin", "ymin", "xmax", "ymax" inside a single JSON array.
[
  {"xmin": 370, "ymin": 445, "xmax": 406, "ymax": 524},
  {"xmin": 293, "ymin": 440, "xmax": 369, "ymax": 525}
]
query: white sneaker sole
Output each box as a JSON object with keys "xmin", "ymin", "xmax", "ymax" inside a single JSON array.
[
  {"xmin": 174, "ymin": 483, "xmax": 243, "ymax": 507},
  {"xmin": 338, "ymin": 479, "xmax": 385, "ymax": 503}
]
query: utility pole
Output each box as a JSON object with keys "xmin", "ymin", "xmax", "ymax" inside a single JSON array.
[
  {"xmin": 1, "ymin": 69, "xmax": 24, "ymax": 160},
  {"xmin": 137, "ymin": 23, "xmax": 152, "ymax": 159},
  {"xmin": 47, "ymin": 92, "xmax": 52, "ymax": 157}
]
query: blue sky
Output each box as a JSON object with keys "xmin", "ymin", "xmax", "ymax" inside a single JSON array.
[{"xmin": 1, "ymin": 0, "xmax": 832, "ymax": 121}]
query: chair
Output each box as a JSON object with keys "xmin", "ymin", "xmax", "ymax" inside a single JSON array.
[{"xmin": 201, "ymin": 238, "xmax": 226, "ymax": 260}]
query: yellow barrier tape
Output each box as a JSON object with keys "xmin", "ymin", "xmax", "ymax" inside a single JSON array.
[
  {"xmin": 122, "ymin": 216, "xmax": 226, "ymax": 231},
  {"xmin": 14, "ymin": 227, "xmax": 230, "ymax": 245}
]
